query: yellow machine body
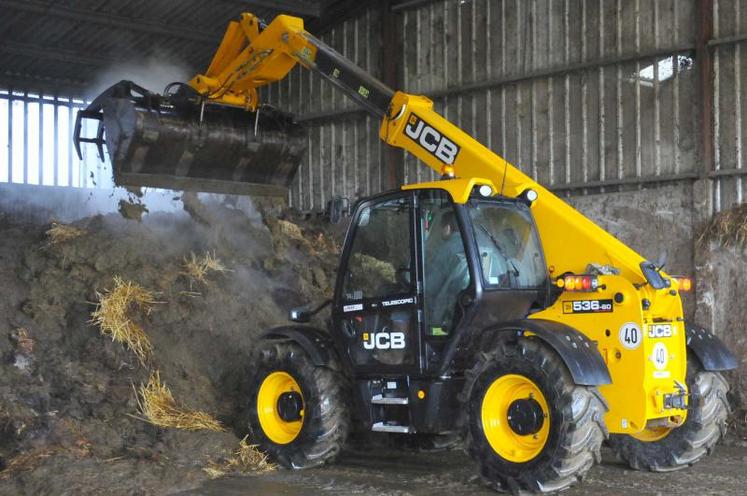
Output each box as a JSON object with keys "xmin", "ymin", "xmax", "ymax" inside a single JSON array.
[{"xmin": 185, "ymin": 13, "xmax": 689, "ymax": 435}]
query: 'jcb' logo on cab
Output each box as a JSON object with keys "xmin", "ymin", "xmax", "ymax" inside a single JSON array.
[
  {"xmin": 404, "ymin": 114, "xmax": 461, "ymax": 165},
  {"xmin": 362, "ymin": 332, "xmax": 406, "ymax": 350}
]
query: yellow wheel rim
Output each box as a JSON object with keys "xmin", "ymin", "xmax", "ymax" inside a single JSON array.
[
  {"xmin": 257, "ymin": 371, "xmax": 304, "ymax": 445},
  {"xmin": 481, "ymin": 374, "xmax": 550, "ymax": 463},
  {"xmin": 630, "ymin": 426, "xmax": 672, "ymax": 442}
]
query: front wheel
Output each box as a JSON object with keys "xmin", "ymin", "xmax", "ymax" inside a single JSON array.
[
  {"xmin": 462, "ymin": 338, "xmax": 608, "ymax": 493},
  {"xmin": 246, "ymin": 340, "xmax": 350, "ymax": 468},
  {"xmin": 609, "ymin": 355, "xmax": 730, "ymax": 471}
]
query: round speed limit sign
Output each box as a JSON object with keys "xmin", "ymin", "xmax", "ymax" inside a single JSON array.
[{"xmin": 619, "ymin": 322, "xmax": 642, "ymax": 350}]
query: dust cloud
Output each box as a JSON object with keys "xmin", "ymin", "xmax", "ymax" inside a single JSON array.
[{"xmin": 86, "ymin": 51, "xmax": 194, "ymax": 97}]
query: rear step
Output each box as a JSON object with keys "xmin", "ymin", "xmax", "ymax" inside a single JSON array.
[
  {"xmin": 370, "ymin": 394, "xmax": 409, "ymax": 405},
  {"xmin": 74, "ymin": 80, "xmax": 305, "ymax": 197},
  {"xmin": 371, "ymin": 422, "xmax": 411, "ymax": 434}
]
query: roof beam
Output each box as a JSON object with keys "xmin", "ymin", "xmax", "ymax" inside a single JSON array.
[
  {"xmin": 1, "ymin": 41, "xmax": 122, "ymax": 67},
  {"xmin": 0, "ymin": 0, "xmax": 220, "ymax": 43},
  {"xmin": 0, "ymin": 74, "xmax": 88, "ymax": 98},
  {"xmin": 223, "ymin": 0, "xmax": 322, "ymax": 18},
  {"xmin": 307, "ymin": 0, "xmax": 372, "ymax": 34}
]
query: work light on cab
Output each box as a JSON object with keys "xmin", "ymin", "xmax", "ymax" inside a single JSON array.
[{"xmin": 556, "ymin": 274, "xmax": 599, "ymax": 292}]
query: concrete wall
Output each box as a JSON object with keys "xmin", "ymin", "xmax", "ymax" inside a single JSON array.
[{"xmin": 696, "ymin": 240, "xmax": 747, "ymax": 409}]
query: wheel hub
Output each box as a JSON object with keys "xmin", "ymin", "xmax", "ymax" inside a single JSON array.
[
  {"xmin": 507, "ymin": 397, "xmax": 545, "ymax": 436},
  {"xmin": 257, "ymin": 371, "xmax": 304, "ymax": 444},
  {"xmin": 276, "ymin": 391, "xmax": 304, "ymax": 422},
  {"xmin": 481, "ymin": 374, "xmax": 551, "ymax": 463}
]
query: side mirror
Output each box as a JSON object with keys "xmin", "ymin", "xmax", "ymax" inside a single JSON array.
[
  {"xmin": 288, "ymin": 299, "xmax": 331, "ymax": 323},
  {"xmin": 327, "ymin": 196, "xmax": 350, "ymax": 224},
  {"xmin": 654, "ymin": 251, "xmax": 668, "ymax": 272}
]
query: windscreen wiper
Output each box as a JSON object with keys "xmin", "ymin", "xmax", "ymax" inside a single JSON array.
[{"xmin": 478, "ymin": 224, "xmax": 520, "ymax": 278}]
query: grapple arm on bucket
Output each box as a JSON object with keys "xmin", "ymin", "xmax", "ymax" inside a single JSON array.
[{"xmin": 73, "ymin": 81, "xmax": 153, "ymax": 162}]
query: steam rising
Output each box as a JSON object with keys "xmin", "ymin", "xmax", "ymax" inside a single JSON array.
[{"xmin": 87, "ymin": 52, "xmax": 194, "ymax": 98}]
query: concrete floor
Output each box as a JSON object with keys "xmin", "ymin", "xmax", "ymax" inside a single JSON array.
[{"xmin": 178, "ymin": 445, "xmax": 747, "ymax": 496}]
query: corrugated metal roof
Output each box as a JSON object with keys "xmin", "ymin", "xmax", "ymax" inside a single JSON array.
[{"xmin": 0, "ymin": 0, "xmax": 328, "ymax": 98}]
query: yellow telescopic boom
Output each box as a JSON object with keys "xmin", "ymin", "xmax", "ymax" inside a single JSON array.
[{"xmin": 190, "ymin": 13, "xmax": 659, "ymax": 285}]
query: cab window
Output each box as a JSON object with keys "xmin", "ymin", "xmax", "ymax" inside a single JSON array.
[
  {"xmin": 467, "ymin": 201, "xmax": 545, "ymax": 289},
  {"xmin": 342, "ymin": 196, "xmax": 413, "ymax": 300},
  {"xmin": 420, "ymin": 190, "xmax": 471, "ymax": 336}
]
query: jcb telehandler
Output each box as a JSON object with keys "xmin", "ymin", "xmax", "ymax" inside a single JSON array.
[{"xmin": 75, "ymin": 13, "xmax": 737, "ymax": 493}]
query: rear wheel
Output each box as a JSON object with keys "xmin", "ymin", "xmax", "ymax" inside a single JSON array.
[
  {"xmin": 246, "ymin": 340, "xmax": 350, "ymax": 468},
  {"xmin": 462, "ymin": 338, "xmax": 607, "ymax": 493},
  {"xmin": 609, "ymin": 355, "xmax": 730, "ymax": 471}
]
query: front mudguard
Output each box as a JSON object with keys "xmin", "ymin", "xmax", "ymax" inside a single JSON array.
[
  {"xmin": 260, "ymin": 325, "xmax": 340, "ymax": 370},
  {"xmin": 483, "ymin": 319, "xmax": 612, "ymax": 386},
  {"xmin": 480, "ymin": 319, "xmax": 612, "ymax": 387},
  {"xmin": 686, "ymin": 323, "xmax": 738, "ymax": 371}
]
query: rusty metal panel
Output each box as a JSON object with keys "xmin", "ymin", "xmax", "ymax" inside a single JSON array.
[
  {"xmin": 282, "ymin": 0, "xmax": 708, "ymax": 209},
  {"xmin": 252, "ymin": 1, "xmax": 741, "ymax": 211},
  {"xmin": 712, "ymin": 0, "xmax": 747, "ymax": 211},
  {"xmin": 281, "ymin": 8, "xmax": 385, "ymax": 211}
]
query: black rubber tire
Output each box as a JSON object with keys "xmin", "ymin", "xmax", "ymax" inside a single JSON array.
[
  {"xmin": 608, "ymin": 354, "xmax": 730, "ymax": 472},
  {"xmin": 462, "ymin": 338, "xmax": 608, "ymax": 494},
  {"xmin": 246, "ymin": 339, "xmax": 350, "ymax": 468}
]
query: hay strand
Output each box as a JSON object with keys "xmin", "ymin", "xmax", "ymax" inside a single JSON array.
[
  {"xmin": 46, "ymin": 222, "xmax": 86, "ymax": 245},
  {"xmin": 0, "ymin": 448, "xmax": 58, "ymax": 480},
  {"xmin": 698, "ymin": 203, "xmax": 747, "ymax": 249},
  {"xmin": 13, "ymin": 327, "xmax": 34, "ymax": 355},
  {"xmin": 203, "ymin": 436, "xmax": 275, "ymax": 479},
  {"xmin": 136, "ymin": 371, "xmax": 224, "ymax": 432},
  {"xmin": 182, "ymin": 251, "xmax": 229, "ymax": 287},
  {"xmin": 89, "ymin": 276, "xmax": 158, "ymax": 364}
]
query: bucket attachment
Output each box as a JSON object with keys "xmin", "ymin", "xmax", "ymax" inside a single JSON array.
[{"xmin": 74, "ymin": 81, "xmax": 305, "ymax": 197}]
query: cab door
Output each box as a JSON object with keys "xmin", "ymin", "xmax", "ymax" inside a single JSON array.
[
  {"xmin": 333, "ymin": 191, "xmax": 422, "ymax": 375},
  {"xmin": 417, "ymin": 189, "xmax": 473, "ymax": 372}
]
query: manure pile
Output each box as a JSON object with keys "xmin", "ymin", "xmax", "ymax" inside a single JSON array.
[{"xmin": 0, "ymin": 197, "xmax": 340, "ymax": 494}]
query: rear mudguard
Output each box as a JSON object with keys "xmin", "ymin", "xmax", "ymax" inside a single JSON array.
[
  {"xmin": 686, "ymin": 323, "xmax": 738, "ymax": 371},
  {"xmin": 260, "ymin": 325, "xmax": 339, "ymax": 370},
  {"xmin": 481, "ymin": 319, "xmax": 612, "ymax": 386}
]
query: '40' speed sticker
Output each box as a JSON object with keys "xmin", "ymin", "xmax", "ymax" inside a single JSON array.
[{"xmin": 619, "ymin": 322, "xmax": 642, "ymax": 350}]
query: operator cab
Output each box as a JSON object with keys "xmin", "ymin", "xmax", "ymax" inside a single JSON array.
[{"xmin": 332, "ymin": 185, "xmax": 551, "ymax": 378}]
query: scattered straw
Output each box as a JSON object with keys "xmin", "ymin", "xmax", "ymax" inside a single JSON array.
[
  {"xmin": 182, "ymin": 251, "xmax": 229, "ymax": 287},
  {"xmin": 136, "ymin": 371, "xmax": 224, "ymax": 432},
  {"xmin": 274, "ymin": 219, "xmax": 305, "ymax": 241},
  {"xmin": 0, "ymin": 448, "xmax": 58, "ymax": 480},
  {"xmin": 13, "ymin": 327, "xmax": 34, "ymax": 355},
  {"xmin": 697, "ymin": 203, "xmax": 747, "ymax": 249},
  {"xmin": 46, "ymin": 222, "xmax": 86, "ymax": 245},
  {"xmin": 267, "ymin": 218, "xmax": 339, "ymax": 256},
  {"xmin": 89, "ymin": 276, "xmax": 159, "ymax": 364},
  {"xmin": 203, "ymin": 436, "xmax": 275, "ymax": 479}
]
